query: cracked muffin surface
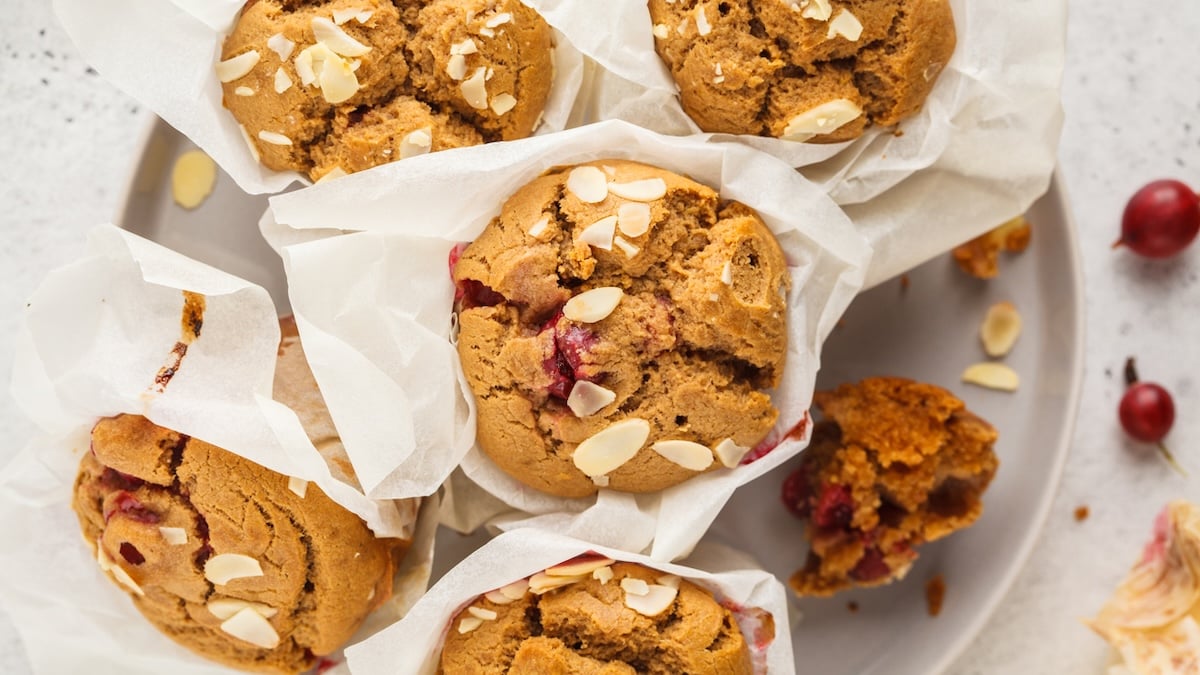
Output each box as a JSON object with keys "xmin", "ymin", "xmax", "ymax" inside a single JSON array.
[
  {"xmin": 439, "ymin": 562, "xmax": 752, "ymax": 675},
  {"xmin": 783, "ymin": 377, "xmax": 999, "ymax": 596},
  {"xmin": 218, "ymin": 0, "xmax": 554, "ymax": 180},
  {"xmin": 452, "ymin": 160, "xmax": 790, "ymax": 498},
  {"xmin": 648, "ymin": 0, "xmax": 956, "ymax": 143}
]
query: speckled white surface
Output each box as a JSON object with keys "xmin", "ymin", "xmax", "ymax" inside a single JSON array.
[{"xmin": 2, "ymin": 1, "xmax": 1198, "ymax": 673}]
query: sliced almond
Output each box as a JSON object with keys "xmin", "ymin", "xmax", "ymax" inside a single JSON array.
[
  {"xmin": 287, "ymin": 476, "xmax": 308, "ymax": 498},
  {"xmin": 96, "ymin": 545, "xmax": 144, "ymax": 596},
  {"xmin": 478, "ymin": 26, "xmax": 496, "ymax": 38},
  {"xmin": 781, "ymin": 98, "xmax": 862, "ymax": 142},
  {"xmin": 652, "ymin": 440, "xmax": 714, "ymax": 471},
  {"xmin": 527, "ymin": 215, "xmax": 551, "ymax": 239},
  {"xmin": 294, "ymin": 47, "xmax": 317, "ymax": 86},
  {"xmin": 332, "ymin": 7, "xmax": 363, "ymax": 25},
  {"xmin": 485, "ymin": 12, "xmax": 512, "ymax": 28},
  {"xmin": 624, "ymin": 584, "xmax": 678, "ymax": 617},
  {"xmin": 483, "ymin": 590, "xmax": 516, "ymax": 605},
  {"xmin": 491, "ymin": 93, "xmax": 517, "ymax": 115},
  {"xmin": 563, "ymin": 287, "xmax": 623, "ymax": 323},
  {"xmin": 460, "ymin": 67, "xmax": 489, "ymax": 109},
  {"xmin": 579, "ymin": 215, "xmax": 617, "ymax": 250},
  {"xmin": 653, "ymin": 23, "xmax": 669, "ymax": 39},
  {"xmin": 613, "ymin": 236, "xmax": 641, "ymax": 258},
  {"xmin": 234, "ymin": 86, "xmax": 255, "ymax": 96},
  {"xmin": 801, "ymin": 0, "xmax": 833, "ymax": 21},
  {"xmin": 356, "ymin": 10, "xmax": 373, "ymax": 23},
  {"xmin": 621, "ymin": 577, "xmax": 650, "ymax": 596},
  {"xmin": 158, "ymin": 526, "xmax": 189, "ymax": 545},
  {"xmin": 617, "ymin": 202, "xmax": 652, "ymax": 237},
  {"xmin": 529, "ymin": 571, "xmax": 586, "ymax": 594},
  {"xmin": 311, "ymin": 17, "xmax": 372, "ymax": 57},
  {"xmin": 980, "ymin": 301, "xmax": 1022, "ymax": 357},
  {"xmin": 274, "ymin": 67, "xmax": 293, "ymax": 94},
  {"xmin": 216, "ymin": 50, "xmax": 260, "ymax": 83},
  {"xmin": 468, "ymin": 606, "xmax": 498, "ymax": 621},
  {"xmin": 567, "ymin": 381, "xmax": 617, "ymax": 417},
  {"xmin": 694, "ymin": 6, "xmax": 712, "ymax": 35},
  {"xmin": 318, "ymin": 53, "xmax": 360, "ymax": 103},
  {"xmin": 713, "ymin": 438, "xmax": 750, "ymax": 468},
  {"xmin": 572, "ymin": 418, "xmax": 650, "ymax": 477},
  {"xmin": 499, "ymin": 579, "xmax": 530, "ymax": 600},
  {"xmin": 566, "ymin": 167, "xmax": 609, "ymax": 203},
  {"xmin": 400, "ymin": 127, "xmax": 433, "ymax": 159},
  {"xmin": 170, "ymin": 150, "xmax": 217, "ymax": 210},
  {"xmin": 451, "ymin": 38, "xmax": 478, "ymax": 55},
  {"xmin": 720, "ymin": 261, "xmax": 733, "ymax": 285},
  {"xmin": 593, "ymin": 566, "xmax": 615, "ymax": 584},
  {"xmin": 266, "ymin": 33, "xmax": 295, "ymax": 61},
  {"xmin": 826, "ymin": 9, "xmax": 863, "ymax": 41},
  {"xmin": 962, "ymin": 362, "xmax": 1020, "ymax": 392},
  {"xmin": 458, "ymin": 616, "xmax": 484, "ymax": 633},
  {"xmin": 546, "ymin": 557, "xmax": 616, "ymax": 577},
  {"xmin": 447, "ymin": 53, "xmax": 467, "ymax": 80},
  {"xmin": 204, "ymin": 554, "xmax": 264, "ymax": 585},
  {"xmin": 220, "ymin": 607, "xmax": 280, "ymax": 648},
  {"xmin": 608, "ymin": 178, "xmax": 667, "ymax": 202},
  {"xmin": 258, "ymin": 130, "xmax": 293, "ymax": 146},
  {"xmin": 656, "ymin": 574, "xmax": 682, "ymax": 589},
  {"xmin": 207, "ymin": 598, "xmax": 278, "ymax": 620}
]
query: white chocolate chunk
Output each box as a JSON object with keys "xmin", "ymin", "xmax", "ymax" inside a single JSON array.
[
  {"xmin": 332, "ymin": 7, "xmax": 363, "ymax": 25},
  {"xmin": 204, "ymin": 554, "xmax": 264, "ymax": 585},
  {"xmin": 216, "ymin": 50, "xmax": 260, "ymax": 83},
  {"xmin": 781, "ymin": 98, "xmax": 863, "ymax": 142},
  {"xmin": 694, "ymin": 6, "xmax": 712, "ymax": 35},
  {"xmin": 287, "ymin": 476, "xmax": 307, "ymax": 498},
  {"xmin": 458, "ymin": 616, "xmax": 484, "ymax": 633},
  {"xmin": 527, "ymin": 215, "xmax": 551, "ymax": 238},
  {"xmin": 451, "ymin": 38, "xmax": 479, "ymax": 55},
  {"xmin": 546, "ymin": 557, "xmax": 616, "ymax": 577},
  {"xmin": 593, "ymin": 566, "xmax": 615, "ymax": 584},
  {"xmin": 625, "ymin": 584, "xmax": 678, "ymax": 617},
  {"xmin": 608, "ymin": 178, "xmax": 667, "ymax": 202},
  {"xmin": 621, "ymin": 577, "xmax": 650, "ymax": 595},
  {"xmin": 801, "ymin": 0, "xmax": 833, "ymax": 21},
  {"xmin": 274, "ymin": 67, "xmax": 293, "ymax": 93},
  {"xmin": 400, "ymin": 127, "xmax": 433, "ymax": 159},
  {"xmin": 234, "ymin": 86, "xmax": 254, "ymax": 96},
  {"xmin": 567, "ymin": 166, "xmax": 609, "ymax": 203},
  {"xmin": 656, "ymin": 574, "xmax": 682, "ymax": 589},
  {"xmin": 311, "ymin": 17, "xmax": 372, "ymax": 57},
  {"xmin": 567, "ymin": 381, "xmax": 617, "ymax": 417},
  {"xmin": 447, "ymin": 53, "xmax": 467, "ymax": 80},
  {"xmin": 461, "ymin": 67, "xmax": 489, "ymax": 109},
  {"xmin": 563, "ymin": 287, "xmax": 623, "ymax": 323},
  {"xmin": 491, "ymin": 93, "xmax": 517, "ymax": 115},
  {"xmin": 962, "ymin": 362, "xmax": 1020, "ymax": 392},
  {"xmin": 827, "ymin": 9, "xmax": 863, "ymax": 41},
  {"xmin": 652, "ymin": 440, "xmax": 714, "ymax": 471},
  {"xmin": 617, "ymin": 202, "xmax": 652, "ymax": 237},
  {"xmin": 980, "ymin": 301, "xmax": 1022, "ymax": 357},
  {"xmin": 220, "ymin": 608, "xmax": 280, "ymax": 648},
  {"xmin": 468, "ymin": 606, "xmax": 498, "ymax": 621},
  {"xmin": 207, "ymin": 598, "xmax": 278, "ymax": 620},
  {"xmin": 258, "ymin": 130, "xmax": 293, "ymax": 146},
  {"xmin": 579, "ymin": 215, "xmax": 617, "ymax": 250},
  {"xmin": 170, "ymin": 150, "xmax": 216, "ymax": 210},
  {"xmin": 485, "ymin": 12, "xmax": 512, "ymax": 28},
  {"xmin": 158, "ymin": 526, "xmax": 189, "ymax": 545},
  {"xmin": 613, "ymin": 236, "xmax": 641, "ymax": 258},
  {"xmin": 714, "ymin": 438, "xmax": 751, "ymax": 468},
  {"xmin": 267, "ymin": 33, "xmax": 295, "ymax": 61},
  {"xmin": 529, "ymin": 571, "xmax": 587, "ymax": 594},
  {"xmin": 96, "ymin": 544, "xmax": 144, "ymax": 596},
  {"xmin": 573, "ymin": 418, "xmax": 650, "ymax": 477},
  {"xmin": 720, "ymin": 261, "xmax": 733, "ymax": 285}
]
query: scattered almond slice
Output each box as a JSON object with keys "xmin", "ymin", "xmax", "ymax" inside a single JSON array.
[
  {"xmin": 221, "ymin": 607, "xmax": 280, "ymax": 648},
  {"xmin": 656, "ymin": 574, "xmax": 682, "ymax": 589},
  {"xmin": 468, "ymin": 606, "xmax": 498, "ymax": 621},
  {"xmin": 332, "ymin": 7, "xmax": 363, "ymax": 25},
  {"xmin": 980, "ymin": 301, "xmax": 1022, "ymax": 357},
  {"xmin": 801, "ymin": 0, "xmax": 833, "ymax": 21},
  {"xmin": 316, "ymin": 166, "xmax": 348, "ymax": 183},
  {"xmin": 573, "ymin": 418, "xmax": 651, "ymax": 477},
  {"xmin": 563, "ymin": 287, "xmax": 623, "ymax": 323},
  {"xmin": 720, "ymin": 261, "xmax": 733, "ymax": 285},
  {"xmin": 713, "ymin": 438, "xmax": 751, "ymax": 468},
  {"xmin": 311, "ymin": 17, "xmax": 372, "ymax": 57},
  {"xmin": 491, "ymin": 93, "xmax": 517, "ymax": 115},
  {"xmin": 694, "ymin": 5, "xmax": 712, "ymax": 35},
  {"xmin": 529, "ymin": 571, "xmax": 587, "ymax": 594},
  {"xmin": 527, "ymin": 215, "xmax": 551, "ymax": 239},
  {"xmin": 451, "ymin": 38, "xmax": 478, "ymax": 55},
  {"xmin": 318, "ymin": 52, "xmax": 360, "ymax": 103},
  {"xmin": 826, "ymin": 9, "xmax": 863, "ymax": 40},
  {"xmin": 205, "ymin": 554, "xmax": 264, "ymax": 585},
  {"xmin": 234, "ymin": 86, "xmax": 255, "ymax": 96},
  {"xmin": 486, "ymin": 12, "xmax": 512, "ymax": 28},
  {"xmin": 207, "ymin": 598, "xmax": 278, "ymax": 620},
  {"xmin": 567, "ymin": 166, "xmax": 609, "ymax": 203},
  {"xmin": 458, "ymin": 616, "xmax": 484, "ymax": 633},
  {"xmin": 266, "ymin": 33, "xmax": 295, "ymax": 61},
  {"xmin": 294, "ymin": 47, "xmax": 317, "ymax": 86},
  {"xmin": 546, "ymin": 557, "xmax": 616, "ymax": 577},
  {"xmin": 158, "ymin": 526, "xmax": 189, "ymax": 545},
  {"xmin": 579, "ymin": 215, "xmax": 617, "ymax": 250},
  {"xmin": 274, "ymin": 67, "xmax": 293, "ymax": 94},
  {"xmin": 399, "ymin": 127, "xmax": 433, "ymax": 159},
  {"xmin": 624, "ymin": 584, "xmax": 678, "ymax": 617},
  {"xmin": 238, "ymin": 125, "xmax": 261, "ymax": 163},
  {"xmin": 96, "ymin": 544, "xmax": 144, "ymax": 596},
  {"xmin": 594, "ymin": 566, "xmax": 615, "ymax": 584},
  {"xmin": 567, "ymin": 381, "xmax": 617, "ymax": 417},
  {"xmin": 447, "ymin": 53, "xmax": 467, "ymax": 80},
  {"xmin": 617, "ymin": 202, "xmax": 652, "ymax": 237},
  {"xmin": 608, "ymin": 178, "xmax": 667, "ymax": 202},
  {"xmin": 216, "ymin": 50, "xmax": 260, "ymax": 83},
  {"xmin": 483, "ymin": 578, "xmax": 529, "ymax": 604},
  {"xmin": 652, "ymin": 440, "xmax": 714, "ymax": 471},
  {"xmin": 592, "ymin": 474, "xmax": 611, "ymax": 488},
  {"xmin": 170, "ymin": 150, "xmax": 217, "ymax": 210},
  {"xmin": 258, "ymin": 130, "xmax": 293, "ymax": 146},
  {"xmin": 653, "ymin": 23, "xmax": 669, "ymax": 39},
  {"xmin": 613, "ymin": 236, "xmax": 641, "ymax": 258},
  {"xmin": 460, "ymin": 67, "xmax": 489, "ymax": 109},
  {"xmin": 478, "ymin": 26, "xmax": 496, "ymax": 38},
  {"xmin": 962, "ymin": 362, "xmax": 1020, "ymax": 392},
  {"xmin": 620, "ymin": 577, "xmax": 650, "ymax": 596},
  {"xmin": 355, "ymin": 10, "xmax": 373, "ymax": 23},
  {"xmin": 781, "ymin": 99, "xmax": 862, "ymax": 142},
  {"xmin": 287, "ymin": 476, "xmax": 307, "ymax": 498}
]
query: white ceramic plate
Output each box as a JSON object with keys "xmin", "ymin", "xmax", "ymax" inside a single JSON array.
[{"xmin": 117, "ymin": 118, "xmax": 1084, "ymax": 675}]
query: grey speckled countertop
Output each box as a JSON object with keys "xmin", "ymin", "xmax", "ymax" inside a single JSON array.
[{"xmin": 3, "ymin": 2, "xmax": 1199, "ymax": 673}]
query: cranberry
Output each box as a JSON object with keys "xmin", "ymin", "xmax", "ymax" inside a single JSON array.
[
  {"xmin": 455, "ymin": 279, "xmax": 506, "ymax": 309},
  {"xmin": 447, "ymin": 243, "xmax": 467, "ymax": 276},
  {"xmin": 813, "ymin": 484, "xmax": 854, "ymax": 530},
  {"xmin": 119, "ymin": 542, "xmax": 145, "ymax": 565},
  {"xmin": 781, "ymin": 466, "xmax": 812, "ymax": 518},
  {"xmin": 103, "ymin": 492, "xmax": 160, "ymax": 524},
  {"xmin": 1115, "ymin": 179, "xmax": 1200, "ymax": 258},
  {"xmin": 540, "ymin": 312, "xmax": 598, "ymax": 400},
  {"xmin": 849, "ymin": 548, "xmax": 891, "ymax": 582}
]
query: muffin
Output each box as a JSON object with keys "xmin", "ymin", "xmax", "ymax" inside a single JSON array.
[
  {"xmin": 648, "ymin": 0, "xmax": 956, "ymax": 143},
  {"xmin": 782, "ymin": 377, "xmax": 998, "ymax": 596},
  {"xmin": 216, "ymin": 0, "xmax": 555, "ymax": 180},
  {"xmin": 72, "ymin": 318, "xmax": 416, "ymax": 673},
  {"xmin": 452, "ymin": 160, "xmax": 791, "ymax": 498},
  {"xmin": 439, "ymin": 559, "xmax": 753, "ymax": 674}
]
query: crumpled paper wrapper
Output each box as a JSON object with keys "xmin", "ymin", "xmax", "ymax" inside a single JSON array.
[
  {"xmin": 51, "ymin": 0, "xmax": 586, "ymax": 195},
  {"xmin": 529, "ymin": 0, "xmax": 1066, "ymax": 286},
  {"xmin": 262, "ymin": 120, "xmax": 871, "ymax": 561},
  {"xmin": 345, "ymin": 528, "xmax": 794, "ymax": 675},
  {"xmin": 0, "ymin": 224, "xmax": 440, "ymax": 673}
]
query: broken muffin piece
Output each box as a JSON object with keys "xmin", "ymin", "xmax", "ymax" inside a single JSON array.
[
  {"xmin": 783, "ymin": 377, "xmax": 999, "ymax": 597},
  {"xmin": 952, "ymin": 215, "xmax": 1033, "ymax": 279}
]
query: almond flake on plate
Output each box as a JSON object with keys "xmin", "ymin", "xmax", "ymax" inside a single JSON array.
[
  {"xmin": 961, "ymin": 362, "xmax": 1020, "ymax": 392},
  {"xmin": 980, "ymin": 301, "xmax": 1022, "ymax": 357}
]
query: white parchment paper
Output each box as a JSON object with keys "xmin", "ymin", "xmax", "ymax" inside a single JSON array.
[
  {"xmin": 529, "ymin": 0, "xmax": 1066, "ymax": 286},
  {"xmin": 263, "ymin": 120, "xmax": 871, "ymax": 561},
  {"xmin": 51, "ymin": 0, "xmax": 586, "ymax": 195},
  {"xmin": 0, "ymin": 225, "xmax": 439, "ymax": 673},
  {"xmin": 346, "ymin": 529, "xmax": 794, "ymax": 675}
]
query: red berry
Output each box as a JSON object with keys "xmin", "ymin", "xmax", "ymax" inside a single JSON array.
[
  {"xmin": 813, "ymin": 484, "xmax": 854, "ymax": 530},
  {"xmin": 849, "ymin": 547, "xmax": 891, "ymax": 582},
  {"xmin": 781, "ymin": 467, "xmax": 812, "ymax": 518},
  {"xmin": 1116, "ymin": 180, "xmax": 1200, "ymax": 258},
  {"xmin": 1119, "ymin": 382, "xmax": 1175, "ymax": 443}
]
